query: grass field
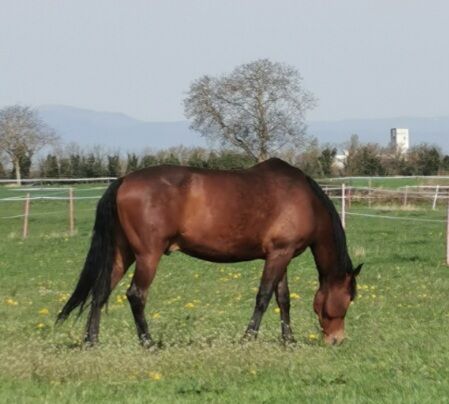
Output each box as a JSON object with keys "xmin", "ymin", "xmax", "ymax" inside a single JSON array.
[{"xmin": 1, "ymin": 183, "xmax": 449, "ymax": 403}]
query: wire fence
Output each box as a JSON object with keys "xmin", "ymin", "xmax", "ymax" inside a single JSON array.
[{"xmin": 1, "ymin": 177, "xmax": 449, "ymax": 264}]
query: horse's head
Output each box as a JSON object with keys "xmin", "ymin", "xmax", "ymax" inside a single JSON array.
[{"xmin": 313, "ymin": 264, "xmax": 363, "ymax": 345}]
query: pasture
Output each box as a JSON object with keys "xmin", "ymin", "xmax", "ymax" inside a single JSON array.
[{"xmin": 1, "ymin": 183, "xmax": 449, "ymax": 403}]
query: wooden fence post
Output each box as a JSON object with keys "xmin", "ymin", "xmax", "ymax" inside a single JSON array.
[
  {"xmin": 341, "ymin": 183, "xmax": 346, "ymax": 229},
  {"xmin": 22, "ymin": 193, "xmax": 30, "ymax": 239},
  {"xmin": 368, "ymin": 178, "xmax": 372, "ymax": 208},
  {"xmin": 403, "ymin": 186, "xmax": 408, "ymax": 207},
  {"xmin": 68, "ymin": 187, "xmax": 75, "ymax": 235}
]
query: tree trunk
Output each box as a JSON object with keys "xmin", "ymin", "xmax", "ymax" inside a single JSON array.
[
  {"xmin": 14, "ymin": 158, "xmax": 22, "ymax": 186},
  {"xmin": 258, "ymin": 148, "xmax": 269, "ymax": 162}
]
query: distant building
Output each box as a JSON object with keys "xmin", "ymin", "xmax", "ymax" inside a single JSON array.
[
  {"xmin": 390, "ymin": 128, "xmax": 410, "ymax": 154},
  {"xmin": 333, "ymin": 151, "xmax": 348, "ymax": 170}
]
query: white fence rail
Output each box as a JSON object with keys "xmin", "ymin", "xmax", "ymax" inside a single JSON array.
[{"xmin": 0, "ymin": 177, "xmax": 116, "ymax": 184}]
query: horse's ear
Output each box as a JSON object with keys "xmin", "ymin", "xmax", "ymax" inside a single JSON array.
[{"xmin": 353, "ymin": 263, "xmax": 363, "ymax": 276}]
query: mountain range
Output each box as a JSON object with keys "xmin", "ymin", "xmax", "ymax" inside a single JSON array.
[{"xmin": 38, "ymin": 105, "xmax": 449, "ymax": 153}]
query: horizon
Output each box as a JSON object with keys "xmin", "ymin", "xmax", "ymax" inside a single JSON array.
[
  {"xmin": 37, "ymin": 103, "xmax": 449, "ymax": 125},
  {"xmin": 32, "ymin": 104, "xmax": 449, "ymax": 154}
]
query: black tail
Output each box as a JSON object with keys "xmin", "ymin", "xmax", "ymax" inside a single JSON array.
[{"xmin": 57, "ymin": 178, "xmax": 123, "ymax": 323}]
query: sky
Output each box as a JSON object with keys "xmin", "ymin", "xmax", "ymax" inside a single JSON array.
[{"xmin": 1, "ymin": 0, "xmax": 448, "ymax": 123}]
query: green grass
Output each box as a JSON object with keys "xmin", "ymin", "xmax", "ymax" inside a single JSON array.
[{"xmin": 1, "ymin": 184, "xmax": 449, "ymax": 402}]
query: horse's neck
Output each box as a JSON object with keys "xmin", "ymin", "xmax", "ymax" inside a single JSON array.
[{"xmin": 311, "ymin": 232, "xmax": 348, "ymax": 280}]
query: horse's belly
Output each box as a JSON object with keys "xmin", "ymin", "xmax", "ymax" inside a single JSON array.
[{"xmin": 175, "ymin": 233, "xmax": 264, "ymax": 263}]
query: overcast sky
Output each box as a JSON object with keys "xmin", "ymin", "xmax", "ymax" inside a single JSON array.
[{"xmin": 1, "ymin": 0, "xmax": 448, "ymax": 122}]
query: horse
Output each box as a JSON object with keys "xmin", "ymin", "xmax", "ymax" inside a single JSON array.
[{"xmin": 57, "ymin": 158, "xmax": 362, "ymax": 346}]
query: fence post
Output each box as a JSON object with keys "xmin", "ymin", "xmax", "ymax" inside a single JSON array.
[
  {"xmin": 432, "ymin": 185, "xmax": 440, "ymax": 210},
  {"xmin": 368, "ymin": 178, "xmax": 372, "ymax": 208},
  {"xmin": 68, "ymin": 187, "xmax": 75, "ymax": 235},
  {"xmin": 22, "ymin": 193, "xmax": 30, "ymax": 239},
  {"xmin": 403, "ymin": 186, "xmax": 408, "ymax": 207},
  {"xmin": 341, "ymin": 183, "xmax": 346, "ymax": 229},
  {"xmin": 447, "ymin": 197, "xmax": 449, "ymax": 266}
]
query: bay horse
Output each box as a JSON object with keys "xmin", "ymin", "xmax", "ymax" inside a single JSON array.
[{"xmin": 57, "ymin": 158, "xmax": 362, "ymax": 346}]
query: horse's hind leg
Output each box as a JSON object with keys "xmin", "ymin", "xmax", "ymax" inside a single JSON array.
[
  {"xmin": 275, "ymin": 273, "xmax": 295, "ymax": 343},
  {"xmin": 243, "ymin": 251, "xmax": 292, "ymax": 340},
  {"xmin": 85, "ymin": 237, "xmax": 134, "ymax": 345},
  {"xmin": 126, "ymin": 251, "xmax": 162, "ymax": 347}
]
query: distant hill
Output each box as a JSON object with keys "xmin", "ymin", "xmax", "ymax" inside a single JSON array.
[
  {"xmin": 38, "ymin": 105, "xmax": 449, "ymax": 153},
  {"xmin": 38, "ymin": 105, "xmax": 206, "ymax": 151}
]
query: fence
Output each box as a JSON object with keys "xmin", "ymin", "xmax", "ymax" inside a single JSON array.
[
  {"xmin": 0, "ymin": 185, "xmax": 105, "ymax": 237},
  {"xmin": 1, "ymin": 178, "xmax": 449, "ymax": 265},
  {"xmin": 0, "ymin": 177, "xmax": 116, "ymax": 184}
]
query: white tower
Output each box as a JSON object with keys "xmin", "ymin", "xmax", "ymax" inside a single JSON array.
[{"xmin": 390, "ymin": 128, "xmax": 410, "ymax": 154}]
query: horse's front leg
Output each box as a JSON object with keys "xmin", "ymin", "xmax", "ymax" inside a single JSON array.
[{"xmin": 243, "ymin": 251, "xmax": 292, "ymax": 340}]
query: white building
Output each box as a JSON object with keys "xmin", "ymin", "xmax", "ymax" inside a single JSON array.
[
  {"xmin": 333, "ymin": 151, "xmax": 348, "ymax": 170},
  {"xmin": 390, "ymin": 128, "xmax": 410, "ymax": 154}
]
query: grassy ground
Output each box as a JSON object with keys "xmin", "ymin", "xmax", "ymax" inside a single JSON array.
[{"xmin": 1, "ymin": 184, "xmax": 449, "ymax": 403}]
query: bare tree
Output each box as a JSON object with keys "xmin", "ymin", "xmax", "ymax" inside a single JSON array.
[
  {"xmin": 0, "ymin": 105, "xmax": 58, "ymax": 184},
  {"xmin": 184, "ymin": 59, "xmax": 317, "ymax": 162}
]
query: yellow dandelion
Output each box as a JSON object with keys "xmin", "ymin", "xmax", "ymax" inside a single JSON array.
[
  {"xmin": 5, "ymin": 298, "xmax": 18, "ymax": 306},
  {"xmin": 249, "ymin": 369, "xmax": 257, "ymax": 375},
  {"xmin": 274, "ymin": 307, "xmax": 280, "ymax": 314},
  {"xmin": 38, "ymin": 308, "xmax": 49, "ymax": 315},
  {"xmin": 36, "ymin": 323, "xmax": 46, "ymax": 329},
  {"xmin": 148, "ymin": 371, "xmax": 162, "ymax": 381},
  {"xmin": 185, "ymin": 302, "xmax": 195, "ymax": 309},
  {"xmin": 232, "ymin": 273, "xmax": 241, "ymax": 279},
  {"xmin": 116, "ymin": 295, "xmax": 124, "ymax": 304},
  {"xmin": 308, "ymin": 333, "xmax": 319, "ymax": 341},
  {"xmin": 152, "ymin": 312, "xmax": 161, "ymax": 319},
  {"xmin": 290, "ymin": 293, "xmax": 300, "ymax": 300},
  {"xmin": 58, "ymin": 293, "xmax": 70, "ymax": 302}
]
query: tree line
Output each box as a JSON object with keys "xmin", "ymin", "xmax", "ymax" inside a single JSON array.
[{"xmin": 1, "ymin": 138, "xmax": 448, "ymax": 180}]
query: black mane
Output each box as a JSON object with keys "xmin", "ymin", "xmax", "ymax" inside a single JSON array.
[{"xmin": 305, "ymin": 175, "xmax": 353, "ymax": 276}]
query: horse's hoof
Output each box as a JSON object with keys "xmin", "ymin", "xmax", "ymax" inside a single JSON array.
[
  {"xmin": 83, "ymin": 339, "xmax": 98, "ymax": 349},
  {"xmin": 141, "ymin": 338, "xmax": 157, "ymax": 351},
  {"xmin": 240, "ymin": 330, "xmax": 258, "ymax": 344},
  {"xmin": 282, "ymin": 336, "xmax": 297, "ymax": 346}
]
